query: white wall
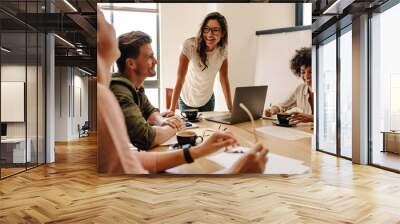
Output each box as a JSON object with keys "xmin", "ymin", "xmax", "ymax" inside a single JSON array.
[
  {"xmin": 159, "ymin": 3, "xmax": 295, "ymax": 111},
  {"xmin": 55, "ymin": 66, "xmax": 69, "ymax": 141},
  {"xmin": 54, "ymin": 67, "xmax": 89, "ymax": 141}
]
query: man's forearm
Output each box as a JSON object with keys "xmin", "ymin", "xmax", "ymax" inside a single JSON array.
[
  {"xmin": 151, "ymin": 126, "xmax": 177, "ymax": 147},
  {"xmin": 148, "ymin": 112, "xmax": 164, "ymax": 126}
]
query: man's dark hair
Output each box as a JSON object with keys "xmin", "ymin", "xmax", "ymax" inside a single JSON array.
[
  {"xmin": 116, "ymin": 31, "xmax": 152, "ymax": 73},
  {"xmin": 290, "ymin": 47, "xmax": 311, "ymax": 77}
]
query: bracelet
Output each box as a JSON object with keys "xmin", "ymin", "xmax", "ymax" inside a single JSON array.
[{"xmin": 182, "ymin": 144, "xmax": 194, "ymax": 163}]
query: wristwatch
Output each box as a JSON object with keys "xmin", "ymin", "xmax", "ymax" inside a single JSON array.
[{"xmin": 182, "ymin": 144, "xmax": 194, "ymax": 163}]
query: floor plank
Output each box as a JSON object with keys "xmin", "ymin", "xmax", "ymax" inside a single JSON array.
[{"xmin": 0, "ymin": 134, "xmax": 399, "ymax": 223}]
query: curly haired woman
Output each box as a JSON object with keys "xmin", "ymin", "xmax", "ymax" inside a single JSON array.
[{"xmin": 264, "ymin": 47, "xmax": 313, "ymax": 124}]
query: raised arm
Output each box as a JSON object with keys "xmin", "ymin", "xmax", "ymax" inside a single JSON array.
[{"xmin": 219, "ymin": 59, "xmax": 233, "ymax": 112}]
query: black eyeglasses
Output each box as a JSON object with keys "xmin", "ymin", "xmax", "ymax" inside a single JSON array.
[{"xmin": 202, "ymin": 27, "xmax": 222, "ymax": 35}]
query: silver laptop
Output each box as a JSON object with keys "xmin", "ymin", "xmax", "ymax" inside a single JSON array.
[{"xmin": 206, "ymin": 85, "xmax": 268, "ymax": 125}]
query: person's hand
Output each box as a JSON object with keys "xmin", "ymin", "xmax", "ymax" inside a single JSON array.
[
  {"xmin": 197, "ymin": 132, "xmax": 239, "ymax": 155},
  {"xmin": 227, "ymin": 103, "xmax": 233, "ymax": 113},
  {"xmin": 161, "ymin": 115, "xmax": 185, "ymax": 130},
  {"xmin": 264, "ymin": 106, "xmax": 279, "ymax": 117},
  {"xmin": 161, "ymin": 110, "xmax": 176, "ymax": 118},
  {"xmin": 264, "ymin": 108, "xmax": 272, "ymax": 117},
  {"xmin": 229, "ymin": 144, "xmax": 269, "ymax": 174},
  {"xmin": 290, "ymin": 112, "xmax": 313, "ymax": 124}
]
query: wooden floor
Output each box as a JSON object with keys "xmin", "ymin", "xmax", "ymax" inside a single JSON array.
[{"xmin": 1, "ymin": 134, "xmax": 400, "ymax": 223}]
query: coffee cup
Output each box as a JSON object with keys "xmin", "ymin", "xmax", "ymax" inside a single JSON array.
[
  {"xmin": 277, "ymin": 113, "xmax": 291, "ymax": 125},
  {"xmin": 181, "ymin": 109, "xmax": 201, "ymax": 121},
  {"xmin": 176, "ymin": 130, "xmax": 203, "ymax": 146}
]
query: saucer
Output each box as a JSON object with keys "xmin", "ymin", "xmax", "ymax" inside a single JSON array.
[
  {"xmin": 184, "ymin": 118, "xmax": 202, "ymax": 123},
  {"xmin": 169, "ymin": 143, "xmax": 199, "ymax": 150},
  {"xmin": 272, "ymin": 120, "xmax": 295, "ymax": 127},
  {"xmin": 169, "ymin": 143, "xmax": 182, "ymax": 150}
]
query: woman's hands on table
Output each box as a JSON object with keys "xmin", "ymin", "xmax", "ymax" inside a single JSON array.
[{"xmin": 228, "ymin": 144, "xmax": 269, "ymax": 174}]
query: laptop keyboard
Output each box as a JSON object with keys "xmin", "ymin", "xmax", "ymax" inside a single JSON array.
[
  {"xmin": 221, "ymin": 116, "xmax": 231, "ymax": 122},
  {"xmin": 213, "ymin": 115, "xmax": 231, "ymax": 122}
]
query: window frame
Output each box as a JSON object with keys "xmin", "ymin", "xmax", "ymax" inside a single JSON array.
[
  {"xmin": 100, "ymin": 4, "xmax": 161, "ymax": 108},
  {"xmin": 368, "ymin": 0, "xmax": 400, "ymax": 173},
  {"xmin": 315, "ymin": 22, "xmax": 353, "ymax": 161}
]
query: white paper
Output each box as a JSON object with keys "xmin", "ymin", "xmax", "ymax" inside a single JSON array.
[
  {"xmin": 160, "ymin": 136, "xmax": 178, "ymax": 146},
  {"xmin": 207, "ymin": 147, "xmax": 309, "ymax": 175},
  {"xmin": 256, "ymin": 126, "xmax": 312, "ymax": 141},
  {"xmin": 262, "ymin": 114, "xmax": 277, "ymax": 120}
]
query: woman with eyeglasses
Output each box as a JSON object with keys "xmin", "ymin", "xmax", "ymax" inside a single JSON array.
[{"xmin": 166, "ymin": 12, "xmax": 233, "ymax": 115}]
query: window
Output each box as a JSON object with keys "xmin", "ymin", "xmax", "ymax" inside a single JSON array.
[
  {"xmin": 370, "ymin": 2, "xmax": 400, "ymax": 171},
  {"xmin": 316, "ymin": 22, "xmax": 353, "ymax": 159},
  {"xmin": 303, "ymin": 3, "xmax": 312, "ymax": 26},
  {"xmin": 390, "ymin": 74, "xmax": 400, "ymax": 130},
  {"xmin": 339, "ymin": 27, "xmax": 352, "ymax": 158},
  {"xmin": 317, "ymin": 36, "xmax": 337, "ymax": 155},
  {"xmin": 99, "ymin": 3, "xmax": 160, "ymax": 108}
]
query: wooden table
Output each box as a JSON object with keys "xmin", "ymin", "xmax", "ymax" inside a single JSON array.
[{"xmin": 152, "ymin": 112, "xmax": 313, "ymax": 174}]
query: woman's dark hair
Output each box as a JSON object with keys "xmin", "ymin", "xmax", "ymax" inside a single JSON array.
[
  {"xmin": 116, "ymin": 31, "xmax": 152, "ymax": 73},
  {"xmin": 290, "ymin": 47, "xmax": 311, "ymax": 77},
  {"xmin": 196, "ymin": 12, "xmax": 228, "ymax": 71}
]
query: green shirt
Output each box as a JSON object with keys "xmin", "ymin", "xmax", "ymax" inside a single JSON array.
[{"xmin": 110, "ymin": 73, "xmax": 159, "ymax": 150}]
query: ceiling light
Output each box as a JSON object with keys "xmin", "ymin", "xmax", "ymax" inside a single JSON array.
[
  {"xmin": 323, "ymin": 0, "xmax": 355, "ymax": 15},
  {"xmin": 63, "ymin": 0, "xmax": 78, "ymax": 12},
  {"xmin": 78, "ymin": 67, "xmax": 92, "ymax": 76},
  {"xmin": 54, "ymin": 34, "xmax": 75, "ymax": 48},
  {"xmin": 1, "ymin": 47, "xmax": 11, "ymax": 53}
]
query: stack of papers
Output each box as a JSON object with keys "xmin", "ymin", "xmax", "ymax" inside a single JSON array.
[
  {"xmin": 256, "ymin": 126, "xmax": 312, "ymax": 141},
  {"xmin": 207, "ymin": 147, "xmax": 309, "ymax": 175}
]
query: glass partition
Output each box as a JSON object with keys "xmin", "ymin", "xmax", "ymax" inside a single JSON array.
[
  {"xmin": 317, "ymin": 36, "xmax": 337, "ymax": 155},
  {"xmin": 0, "ymin": 0, "xmax": 46, "ymax": 179},
  {"xmin": 1, "ymin": 32, "xmax": 28, "ymax": 177}
]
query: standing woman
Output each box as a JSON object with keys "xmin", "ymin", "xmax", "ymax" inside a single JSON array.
[{"xmin": 168, "ymin": 12, "xmax": 233, "ymax": 114}]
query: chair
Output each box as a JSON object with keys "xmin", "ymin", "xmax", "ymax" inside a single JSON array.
[
  {"xmin": 79, "ymin": 121, "xmax": 90, "ymax": 138},
  {"xmin": 166, "ymin": 88, "xmax": 179, "ymax": 110}
]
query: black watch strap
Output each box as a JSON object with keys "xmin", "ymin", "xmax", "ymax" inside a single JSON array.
[{"xmin": 182, "ymin": 144, "xmax": 194, "ymax": 163}]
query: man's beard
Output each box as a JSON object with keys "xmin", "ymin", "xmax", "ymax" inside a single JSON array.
[{"xmin": 135, "ymin": 67, "xmax": 156, "ymax": 77}]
